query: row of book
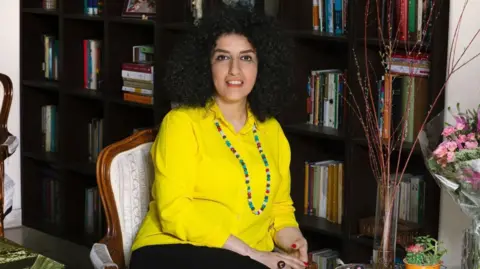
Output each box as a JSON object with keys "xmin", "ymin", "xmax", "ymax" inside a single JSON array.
[
  {"xmin": 393, "ymin": 0, "xmax": 434, "ymax": 42},
  {"xmin": 42, "ymin": 171, "xmax": 61, "ymax": 226},
  {"xmin": 397, "ymin": 173, "xmax": 425, "ymax": 224},
  {"xmin": 85, "ymin": 186, "xmax": 104, "ymax": 237},
  {"xmin": 378, "ymin": 53, "xmax": 430, "ymax": 143},
  {"xmin": 84, "ymin": 39, "xmax": 102, "ymax": 90},
  {"xmin": 42, "ymin": 105, "xmax": 58, "ymax": 153},
  {"xmin": 84, "ymin": 0, "xmax": 104, "ymax": 15},
  {"xmin": 88, "ymin": 118, "xmax": 104, "ymax": 163},
  {"xmin": 43, "ymin": 35, "xmax": 59, "ymax": 81},
  {"xmin": 378, "ymin": 74, "xmax": 429, "ymax": 143},
  {"xmin": 42, "ymin": 0, "xmax": 56, "ymax": 10},
  {"xmin": 312, "ymin": 0, "xmax": 348, "ymax": 35},
  {"xmin": 40, "ymin": 104, "xmax": 104, "ymax": 161},
  {"xmin": 306, "ymin": 69, "xmax": 346, "ymax": 129},
  {"xmin": 304, "ymin": 160, "xmax": 344, "ymax": 225},
  {"xmin": 41, "ymin": 173, "xmax": 104, "ymax": 237},
  {"xmin": 307, "ymin": 248, "xmax": 339, "ymax": 269}
]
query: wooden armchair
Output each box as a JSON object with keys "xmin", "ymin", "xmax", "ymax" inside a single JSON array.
[
  {"xmin": 0, "ymin": 74, "xmax": 19, "ymax": 238},
  {"xmin": 90, "ymin": 128, "xmax": 157, "ymax": 269}
]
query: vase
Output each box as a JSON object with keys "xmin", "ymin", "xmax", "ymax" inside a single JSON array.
[
  {"xmin": 403, "ymin": 260, "xmax": 441, "ymax": 269},
  {"xmin": 372, "ymin": 179, "xmax": 400, "ymax": 269},
  {"xmin": 461, "ymin": 221, "xmax": 480, "ymax": 269}
]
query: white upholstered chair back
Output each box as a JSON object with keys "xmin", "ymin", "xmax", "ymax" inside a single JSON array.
[
  {"xmin": 110, "ymin": 142, "xmax": 154, "ymax": 266},
  {"xmin": 90, "ymin": 129, "xmax": 156, "ymax": 269}
]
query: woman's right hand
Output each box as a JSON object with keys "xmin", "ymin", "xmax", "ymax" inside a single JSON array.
[{"xmin": 249, "ymin": 249, "xmax": 307, "ymax": 269}]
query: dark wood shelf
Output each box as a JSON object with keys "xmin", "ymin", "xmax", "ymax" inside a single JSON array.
[
  {"xmin": 297, "ymin": 214, "xmax": 343, "ymax": 237},
  {"xmin": 359, "ymin": 38, "xmax": 432, "ymax": 52},
  {"xmin": 64, "ymin": 14, "xmax": 104, "ymax": 21},
  {"xmin": 286, "ymin": 30, "xmax": 349, "ymax": 43},
  {"xmin": 22, "ymin": 80, "xmax": 59, "ymax": 91},
  {"xmin": 161, "ymin": 22, "xmax": 192, "ymax": 31},
  {"xmin": 23, "ymin": 151, "xmax": 61, "ymax": 165},
  {"xmin": 284, "ymin": 123, "xmax": 344, "ymax": 140},
  {"xmin": 349, "ymin": 234, "xmax": 406, "ymax": 254},
  {"xmin": 109, "ymin": 16, "xmax": 155, "ymax": 25},
  {"xmin": 352, "ymin": 137, "xmax": 421, "ymax": 154},
  {"xmin": 63, "ymin": 161, "xmax": 96, "ymax": 176},
  {"xmin": 65, "ymin": 88, "xmax": 103, "ymax": 101},
  {"xmin": 22, "ymin": 8, "xmax": 59, "ymax": 15}
]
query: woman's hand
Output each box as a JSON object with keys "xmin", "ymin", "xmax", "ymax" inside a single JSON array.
[
  {"xmin": 249, "ymin": 249, "xmax": 307, "ymax": 269},
  {"xmin": 274, "ymin": 227, "xmax": 309, "ymax": 264}
]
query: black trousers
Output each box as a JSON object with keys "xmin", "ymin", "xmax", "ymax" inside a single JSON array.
[{"xmin": 130, "ymin": 244, "xmax": 269, "ymax": 269}]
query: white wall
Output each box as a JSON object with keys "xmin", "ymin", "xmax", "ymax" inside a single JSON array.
[
  {"xmin": 0, "ymin": 1, "xmax": 22, "ymax": 228},
  {"xmin": 441, "ymin": 0, "xmax": 480, "ymax": 266}
]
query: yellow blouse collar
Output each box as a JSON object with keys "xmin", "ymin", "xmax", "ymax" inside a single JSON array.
[{"xmin": 204, "ymin": 99, "xmax": 260, "ymax": 134}]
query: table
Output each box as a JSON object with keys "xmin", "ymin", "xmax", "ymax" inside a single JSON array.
[{"xmin": 0, "ymin": 237, "xmax": 65, "ymax": 268}]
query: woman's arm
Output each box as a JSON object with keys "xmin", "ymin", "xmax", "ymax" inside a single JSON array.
[
  {"xmin": 269, "ymin": 122, "xmax": 308, "ymax": 263},
  {"xmin": 270, "ymin": 122, "xmax": 299, "ymax": 237},
  {"xmin": 152, "ymin": 110, "xmax": 231, "ymax": 248},
  {"xmin": 222, "ymin": 235, "xmax": 255, "ymax": 256}
]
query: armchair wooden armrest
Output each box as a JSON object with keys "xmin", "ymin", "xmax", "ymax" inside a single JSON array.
[{"xmin": 0, "ymin": 73, "xmax": 14, "ymax": 238}]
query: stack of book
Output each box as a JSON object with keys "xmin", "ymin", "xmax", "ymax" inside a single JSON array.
[
  {"xmin": 121, "ymin": 45, "xmax": 154, "ymax": 105},
  {"xmin": 121, "ymin": 63, "xmax": 153, "ymax": 105}
]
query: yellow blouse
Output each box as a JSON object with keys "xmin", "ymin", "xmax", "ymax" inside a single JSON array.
[{"xmin": 131, "ymin": 101, "xmax": 298, "ymax": 252}]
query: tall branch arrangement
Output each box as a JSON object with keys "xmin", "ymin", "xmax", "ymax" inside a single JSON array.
[{"xmin": 339, "ymin": 0, "xmax": 480, "ymax": 265}]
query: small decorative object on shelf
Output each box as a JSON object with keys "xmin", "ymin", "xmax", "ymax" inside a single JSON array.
[
  {"xmin": 191, "ymin": 0, "xmax": 203, "ymax": 24},
  {"xmin": 403, "ymin": 235, "xmax": 446, "ymax": 269},
  {"xmin": 122, "ymin": 0, "xmax": 156, "ymax": 18},
  {"xmin": 419, "ymin": 104, "xmax": 480, "ymax": 269}
]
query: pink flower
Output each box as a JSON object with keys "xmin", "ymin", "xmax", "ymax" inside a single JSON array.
[
  {"xmin": 456, "ymin": 122, "xmax": 466, "ymax": 130},
  {"xmin": 447, "ymin": 152, "xmax": 455, "ymax": 163},
  {"xmin": 433, "ymin": 145, "xmax": 447, "ymax": 158},
  {"xmin": 465, "ymin": 140, "xmax": 479, "ymax": 149},
  {"xmin": 446, "ymin": 141, "xmax": 457, "ymax": 152},
  {"xmin": 467, "ymin": 133, "xmax": 476, "ymax": 141},
  {"xmin": 458, "ymin": 134, "xmax": 467, "ymax": 143},
  {"xmin": 442, "ymin": 126, "xmax": 456, "ymax": 137},
  {"xmin": 407, "ymin": 244, "xmax": 424, "ymax": 253}
]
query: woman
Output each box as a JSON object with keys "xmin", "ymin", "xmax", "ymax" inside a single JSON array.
[{"xmin": 130, "ymin": 4, "xmax": 308, "ymax": 269}]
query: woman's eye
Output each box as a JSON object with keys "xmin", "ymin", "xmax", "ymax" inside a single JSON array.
[
  {"xmin": 241, "ymin": 55, "xmax": 253, "ymax": 61},
  {"xmin": 216, "ymin": 55, "xmax": 229, "ymax": 61}
]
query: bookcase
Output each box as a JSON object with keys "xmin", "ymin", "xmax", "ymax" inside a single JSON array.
[{"xmin": 20, "ymin": 0, "xmax": 450, "ymax": 264}]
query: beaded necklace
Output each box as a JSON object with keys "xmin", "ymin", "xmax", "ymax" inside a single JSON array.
[{"xmin": 214, "ymin": 119, "xmax": 271, "ymax": 215}]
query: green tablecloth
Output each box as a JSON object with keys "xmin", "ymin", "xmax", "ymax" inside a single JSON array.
[{"xmin": 0, "ymin": 237, "xmax": 65, "ymax": 269}]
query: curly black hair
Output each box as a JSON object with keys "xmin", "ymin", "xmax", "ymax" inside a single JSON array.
[{"xmin": 163, "ymin": 3, "xmax": 294, "ymax": 122}]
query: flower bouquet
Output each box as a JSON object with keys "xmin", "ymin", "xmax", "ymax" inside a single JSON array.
[
  {"xmin": 418, "ymin": 104, "xmax": 480, "ymax": 269},
  {"xmin": 403, "ymin": 235, "xmax": 447, "ymax": 269}
]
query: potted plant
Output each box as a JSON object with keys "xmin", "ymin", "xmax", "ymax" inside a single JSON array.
[{"xmin": 403, "ymin": 235, "xmax": 447, "ymax": 269}]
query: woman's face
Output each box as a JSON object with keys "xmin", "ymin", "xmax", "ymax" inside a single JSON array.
[{"xmin": 211, "ymin": 34, "xmax": 258, "ymax": 104}]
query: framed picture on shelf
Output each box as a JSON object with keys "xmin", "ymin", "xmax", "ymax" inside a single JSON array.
[{"xmin": 122, "ymin": 0, "xmax": 156, "ymax": 18}]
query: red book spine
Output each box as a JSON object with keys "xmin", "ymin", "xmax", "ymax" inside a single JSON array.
[
  {"xmin": 397, "ymin": 0, "xmax": 408, "ymax": 41},
  {"xmin": 83, "ymin": 40, "xmax": 88, "ymax": 89},
  {"xmin": 121, "ymin": 63, "xmax": 152, "ymax": 73}
]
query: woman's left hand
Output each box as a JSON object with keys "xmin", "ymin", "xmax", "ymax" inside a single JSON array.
[{"xmin": 274, "ymin": 227, "xmax": 309, "ymax": 266}]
